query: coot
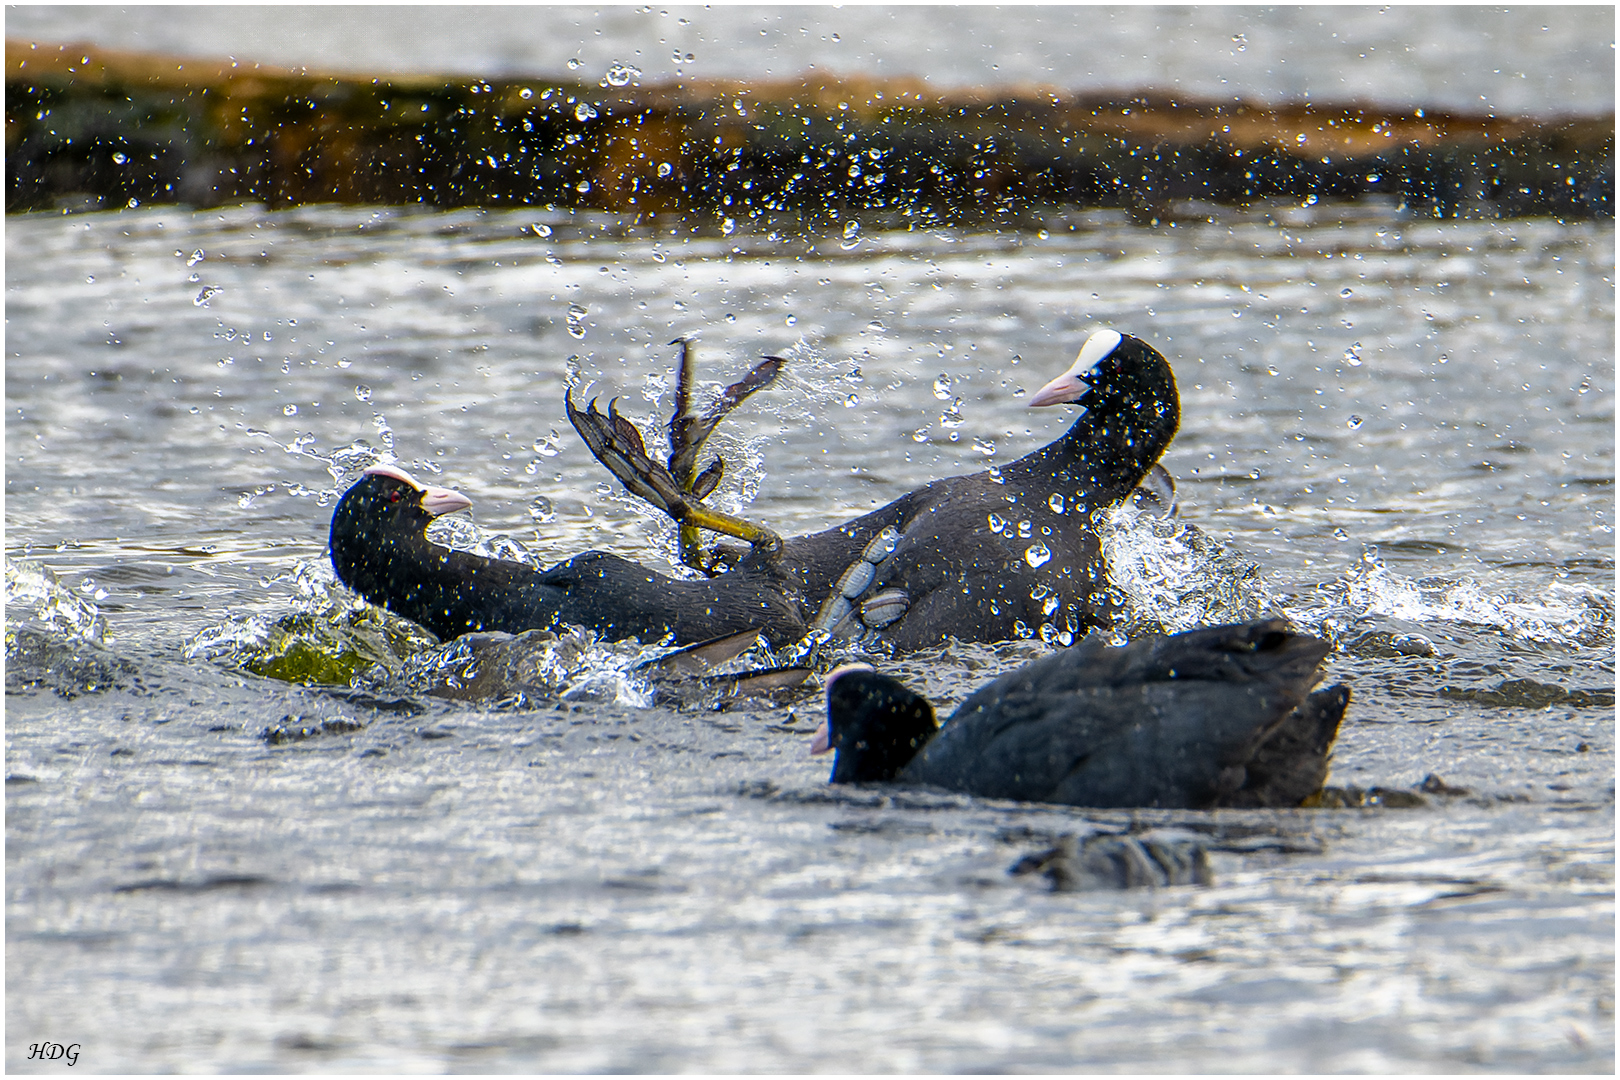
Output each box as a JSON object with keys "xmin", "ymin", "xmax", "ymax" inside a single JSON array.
[
  {"xmin": 328, "ymin": 464, "xmax": 805, "ymax": 644},
  {"xmin": 571, "ymin": 328, "xmax": 1183, "ymax": 649},
  {"xmin": 812, "ymin": 619, "xmax": 1348, "ymax": 809}
]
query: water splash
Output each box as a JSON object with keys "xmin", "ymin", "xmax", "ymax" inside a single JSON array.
[
  {"xmin": 1296, "ymin": 549, "xmax": 1614, "ymax": 649},
  {"xmin": 1100, "ymin": 503, "xmax": 1277, "ymax": 634},
  {"xmin": 4, "ymin": 558, "xmax": 109, "ymax": 644}
]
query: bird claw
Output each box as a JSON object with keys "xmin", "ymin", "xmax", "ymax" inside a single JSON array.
[{"xmin": 564, "ymin": 341, "xmax": 786, "ymax": 567}]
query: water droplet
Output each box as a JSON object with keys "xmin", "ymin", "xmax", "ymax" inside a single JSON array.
[
  {"xmin": 1017, "ymin": 520, "xmax": 1033, "ymax": 538},
  {"xmin": 575, "ymin": 102, "xmax": 598, "ymax": 121},
  {"xmin": 972, "ymin": 437, "xmax": 996, "ymax": 457},
  {"xmin": 355, "ymin": 384, "xmax": 372, "ymax": 402},
  {"xmin": 843, "ymin": 392, "xmax": 860, "ymax": 408},
  {"xmin": 187, "ymin": 249, "xmax": 205, "ymax": 266},
  {"xmin": 657, "ymin": 161, "xmax": 673, "ymax": 178},
  {"xmin": 1340, "ymin": 287, "xmax": 1353, "ymax": 298},
  {"xmin": 1333, "ymin": 527, "xmax": 1349, "ymax": 541},
  {"xmin": 932, "ymin": 374, "xmax": 952, "ymax": 400},
  {"xmin": 530, "ymin": 222, "xmax": 552, "ymax": 237},
  {"xmin": 784, "ymin": 314, "xmax": 796, "ymax": 326},
  {"xmin": 1347, "ymin": 415, "xmax": 1364, "ymax": 430},
  {"xmin": 1231, "ymin": 32, "xmax": 1247, "ymax": 50},
  {"xmin": 528, "ymin": 496, "xmax": 557, "ymax": 524},
  {"xmin": 575, "ymin": 179, "xmax": 591, "ymax": 193},
  {"xmin": 1437, "ymin": 353, "xmax": 1449, "ymax": 365},
  {"xmin": 939, "ymin": 398, "xmax": 964, "ymax": 428},
  {"xmin": 651, "ymin": 250, "xmax": 666, "ymax": 263},
  {"xmin": 194, "ymin": 285, "xmax": 222, "ymax": 306},
  {"xmin": 1342, "ymin": 341, "xmax": 1363, "ymax": 367},
  {"xmin": 1024, "ymin": 542, "xmax": 1052, "ymax": 568},
  {"xmin": 566, "ymin": 303, "xmax": 588, "ymax": 339},
  {"xmin": 111, "ymin": 151, "xmax": 128, "ymax": 165},
  {"xmin": 987, "ymin": 513, "xmax": 1007, "ymax": 534},
  {"xmin": 722, "ymin": 217, "xmax": 736, "ymax": 235},
  {"xmin": 912, "ymin": 426, "xmax": 931, "ymax": 443},
  {"xmin": 283, "ymin": 404, "xmax": 298, "ymax": 416},
  {"xmin": 520, "ymin": 87, "xmax": 533, "ymax": 99},
  {"xmin": 604, "ymin": 61, "xmax": 640, "ymax": 86},
  {"xmin": 567, "ymin": 57, "xmax": 583, "ymax": 70},
  {"xmin": 85, "ymin": 275, "xmax": 95, "ymax": 284},
  {"xmin": 1048, "ymin": 493, "xmax": 1065, "ymax": 513}
]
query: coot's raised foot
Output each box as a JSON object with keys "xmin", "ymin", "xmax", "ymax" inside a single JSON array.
[
  {"xmin": 565, "ymin": 340, "xmax": 787, "ymax": 569},
  {"xmin": 814, "ymin": 619, "xmax": 1349, "ymax": 809}
]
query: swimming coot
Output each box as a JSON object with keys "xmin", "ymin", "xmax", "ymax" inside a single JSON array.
[
  {"xmin": 328, "ymin": 464, "xmax": 806, "ymax": 644},
  {"xmin": 570, "ymin": 328, "xmax": 1183, "ymax": 649},
  {"xmin": 812, "ymin": 619, "xmax": 1348, "ymax": 809}
]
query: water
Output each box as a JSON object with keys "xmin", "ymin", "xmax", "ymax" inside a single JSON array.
[
  {"xmin": 7, "ymin": 5, "xmax": 1613, "ymax": 117},
  {"xmin": 7, "ymin": 203, "xmax": 1614, "ymax": 1071}
]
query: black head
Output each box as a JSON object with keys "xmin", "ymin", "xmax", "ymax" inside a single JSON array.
[
  {"xmin": 1027, "ymin": 329, "xmax": 1177, "ymax": 415},
  {"xmin": 816, "ymin": 666, "xmax": 940, "ymax": 783},
  {"xmin": 329, "ymin": 464, "xmax": 472, "ymax": 595}
]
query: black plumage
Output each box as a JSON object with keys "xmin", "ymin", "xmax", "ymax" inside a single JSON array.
[
  {"xmin": 330, "ymin": 329, "xmax": 1182, "ymax": 648},
  {"xmin": 817, "ymin": 620, "xmax": 1348, "ymax": 809},
  {"xmin": 328, "ymin": 465, "xmax": 803, "ymax": 644}
]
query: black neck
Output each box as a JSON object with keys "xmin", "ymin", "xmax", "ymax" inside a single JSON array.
[{"xmin": 1007, "ymin": 384, "xmax": 1179, "ymax": 504}]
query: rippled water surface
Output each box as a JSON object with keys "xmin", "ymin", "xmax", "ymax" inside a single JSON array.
[{"xmin": 7, "ymin": 203, "xmax": 1614, "ymax": 1072}]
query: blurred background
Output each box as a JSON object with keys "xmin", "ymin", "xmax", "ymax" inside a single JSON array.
[{"xmin": 8, "ymin": 4, "xmax": 1615, "ymax": 115}]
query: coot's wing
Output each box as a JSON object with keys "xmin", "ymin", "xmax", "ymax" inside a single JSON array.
[{"xmin": 907, "ymin": 678, "xmax": 1310, "ymax": 808}]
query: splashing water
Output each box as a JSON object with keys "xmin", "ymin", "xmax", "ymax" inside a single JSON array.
[
  {"xmin": 1099, "ymin": 503, "xmax": 1278, "ymax": 634},
  {"xmin": 1296, "ymin": 549, "xmax": 1614, "ymax": 648},
  {"xmin": 4, "ymin": 558, "xmax": 109, "ymax": 644}
]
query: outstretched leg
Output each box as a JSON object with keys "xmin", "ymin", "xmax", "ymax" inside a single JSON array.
[{"xmin": 565, "ymin": 340, "xmax": 786, "ymax": 567}]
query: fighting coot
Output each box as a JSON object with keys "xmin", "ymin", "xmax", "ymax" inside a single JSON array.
[
  {"xmin": 570, "ymin": 328, "xmax": 1182, "ymax": 649},
  {"xmin": 328, "ymin": 464, "xmax": 805, "ymax": 644},
  {"xmin": 812, "ymin": 619, "xmax": 1348, "ymax": 809}
]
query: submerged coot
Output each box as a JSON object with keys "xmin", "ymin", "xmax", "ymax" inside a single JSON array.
[
  {"xmin": 328, "ymin": 464, "xmax": 804, "ymax": 644},
  {"xmin": 813, "ymin": 620, "xmax": 1348, "ymax": 809}
]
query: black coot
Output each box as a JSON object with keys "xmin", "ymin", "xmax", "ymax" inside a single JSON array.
[
  {"xmin": 328, "ymin": 464, "xmax": 805, "ymax": 644},
  {"xmin": 572, "ymin": 328, "xmax": 1183, "ymax": 649},
  {"xmin": 813, "ymin": 620, "xmax": 1348, "ymax": 809}
]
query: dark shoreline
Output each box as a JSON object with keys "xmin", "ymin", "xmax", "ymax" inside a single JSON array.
[{"xmin": 7, "ymin": 39, "xmax": 1612, "ymax": 223}]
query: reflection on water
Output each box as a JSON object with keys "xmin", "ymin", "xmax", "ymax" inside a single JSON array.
[{"xmin": 6, "ymin": 203, "xmax": 1614, "ymax": 1071}]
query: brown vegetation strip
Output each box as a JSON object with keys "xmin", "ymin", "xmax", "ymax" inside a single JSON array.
[{"xmin": 7, "ymin": 38, "xmax": 1612, "ymax": 222}]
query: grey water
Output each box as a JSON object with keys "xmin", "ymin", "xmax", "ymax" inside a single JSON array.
[
  {"xmin": 6, "ymin": 201, "xmax": 1614, "ymax": 1072},
  {"xmin": 7, "ymin": 4, "xmax": 1615, "ymax": 117}
]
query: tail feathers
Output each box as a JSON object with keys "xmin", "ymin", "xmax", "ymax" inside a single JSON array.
[{"xmin": 1219, "ymin": 684, "xmax": 1350, "ymax": 808}]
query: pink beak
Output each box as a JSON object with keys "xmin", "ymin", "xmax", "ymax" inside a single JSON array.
[
  {"xmin": 810, "ymin": 722, "xmax": 831, "ymax": 755},
  {"xmin": 420, "ymin": 485, "xmax": 473, "ymax": 517},
  {"xmin": 1026, "ymin": 372, "xmax": 1090, "ymax": 408}
]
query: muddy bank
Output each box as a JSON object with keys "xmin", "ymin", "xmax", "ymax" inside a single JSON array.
[{"xmin": 6, "ymin": 38, "xmax": 1613, "ymax": 223}]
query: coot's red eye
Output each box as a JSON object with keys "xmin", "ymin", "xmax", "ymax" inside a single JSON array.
[{"xmin": 385, "ymin": 488, "xmax": 403, "ymax": 504}]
